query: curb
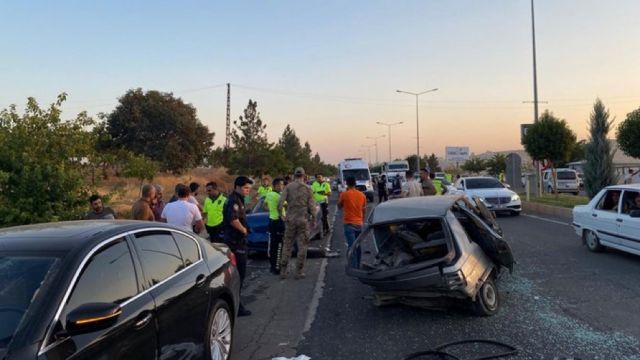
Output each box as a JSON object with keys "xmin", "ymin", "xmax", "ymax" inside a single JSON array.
[{"xmin": 521, "ymin": 201, "xmax": 572, "ymax": 221}]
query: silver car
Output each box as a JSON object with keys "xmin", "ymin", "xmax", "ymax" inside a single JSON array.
[{"xmin": 346, "ymin": 195, "xmax": 513, "ymax": 316}]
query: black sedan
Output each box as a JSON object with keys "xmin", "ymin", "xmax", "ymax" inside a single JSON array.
[{"xmin": 0, "ymin": 220, "xmax": 240, "ymax": 360}]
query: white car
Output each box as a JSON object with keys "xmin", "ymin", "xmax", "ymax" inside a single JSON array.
[
  {"xmin": 456, "ymin": 176, "xmax": 521, "ymax": 216},
  {"xmin": 572, "ymin": 184, "xmax": 640, "ymax": 255}
]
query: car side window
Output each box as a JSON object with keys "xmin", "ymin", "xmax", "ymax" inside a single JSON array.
[
  {"xmin": 133, "ymin": 232, "xmax": 185, "ymax": 287},
  {"xmin": 172, "ymin": 232, "xmax": 201, "ymax": 267},
  {"xmin": 621, "ymin": 191, "xmax": 640, "ymax": 215},
  {"xmin": 63, "ymin": 240, "xmax": 138, "ymax": 317},
  {"xmin": 595, "ymin": 190, "xmax": 621, "ymax": 212}
]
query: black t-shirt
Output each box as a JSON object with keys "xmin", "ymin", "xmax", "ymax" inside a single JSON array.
[
  {"xmin": 377, "ymin": 180, "xmax": 387, "ymax": 193},
  {"xmin": 223, "ymin": 191, "xmax": 248, "ymax": 252}
]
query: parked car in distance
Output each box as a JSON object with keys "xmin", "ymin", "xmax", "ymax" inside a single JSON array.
[
  {"xmin": 246, "ymin": 197, "xmax": 322, "ymax": 253},
  {"xmin": 456, "ymin": 176, "xmax": 521, "ymax": 216},
  {"xmin": 542, "ymin": 168, "xmax": 580, "ymax": 195},
  {"xmin": 0, "ymin": 221, "xmax": 240, "ymax": 360},
  {"xmin": 347, "ymin": 195, "xmax": 513, "ymax": 316},
  {"xmin": 572, "ymin": 184, "xmax": 640, "ymax": 255}
]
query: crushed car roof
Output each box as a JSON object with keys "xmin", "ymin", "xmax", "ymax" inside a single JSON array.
[{"xmin": 369, "ymin": 196, "xmax": 459, "ymax": 224}]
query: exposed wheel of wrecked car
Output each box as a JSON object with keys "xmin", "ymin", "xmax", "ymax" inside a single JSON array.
[
  {"xmin": 473, "ymin": 277, "xmax": 499, "ymax": 316},
  {"xmin": 584, "ymin": 230, "xmax": 603, "ymax": 252}
]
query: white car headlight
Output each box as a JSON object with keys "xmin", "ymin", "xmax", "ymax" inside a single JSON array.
[{"xmin": 511, "ymin": 194, "xmax": 520, "ymax": 202}]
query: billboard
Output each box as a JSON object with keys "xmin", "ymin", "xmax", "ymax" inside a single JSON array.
[{"xmin": 445, "ymin": 146, "xmax": 470, "ymax": 162}]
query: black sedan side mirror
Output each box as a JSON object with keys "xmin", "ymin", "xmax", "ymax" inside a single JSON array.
[
  {"xmin": 630, "ymin": 210, "xmax": 640, "ymax": 218},
  {"xmin": 66, "ymin": 302, "xmax": 122, "ymax": 336}
]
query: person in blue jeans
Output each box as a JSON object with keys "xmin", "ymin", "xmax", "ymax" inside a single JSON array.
[{"xmin": 338, "ymin": 176, "xmax": 367, "ymax": 269}]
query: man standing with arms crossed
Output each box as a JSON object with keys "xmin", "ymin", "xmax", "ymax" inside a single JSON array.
[
  {"xmin": 265, "ymin": 178, "xmax": 286, "ymax": 275},
  {"xmin": 311, "ymin": 173, "xmax": 332, "ymax": 235},
  {"xmin": 339, "ymin": 176, "xmax": 367, "ymax": 268},
  {"xmin": 278, "ymin": 167, "xmax": 316, "ymax": 280},
  {"xmin": 132, "ymin": 184, "xmax": 156, "ymax": 221},
  {"xmin": 223, "ymin": 176, "xmax": 254, "ymax": 317}
]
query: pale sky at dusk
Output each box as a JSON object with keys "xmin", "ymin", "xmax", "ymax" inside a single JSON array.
[{"xmin": 2, "ymin": 0, "xmax": 639, "ymax": 164}]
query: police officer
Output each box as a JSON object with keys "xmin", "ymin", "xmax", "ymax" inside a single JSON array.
[
  {"xmin": 203, "ymin": 181, "xmax": 227, "ymax": 242},
  {"xmin": 277, "ymin": 167, "xmax": 316, "ymax": 280},
  {"xmin": 266, "ymin": 178, "xmax": 285, "ymax": 274},
  {"xmin": 257, "ymin": 176, "xmax": 272, "ymax": 199},
  {"xmin": 420, "ymin": 167, "xmax": 437, "ymax": 196},
  {"xmin": 311, "ymin": 173, "xmax": 331, "ymax": 235},
  {"xmin": 430, "ymin": 172, "xmax": 443, "ymax": 195},
  {"xmin": 223, "ymin": 176, "xmax": 254, "ymax": 316}
]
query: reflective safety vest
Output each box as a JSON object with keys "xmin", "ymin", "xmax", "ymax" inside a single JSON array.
[
  {"xmin": 432, "ymin": 179, "xmax": 443, "ymax": 195},
  {"xmin": 265, "ymin": 191, "xmax": 282, "ymax": 220},
  {"xmin": 203, "ymin": 194, "xmax": 227, "ymax": 227},
  {"xmin": 257, "ymin": 185, "xmax": 272, "ymax": 199},
  {"xmin": 311, "ymin": 181, "xmax": 331, "ymax": 203}
]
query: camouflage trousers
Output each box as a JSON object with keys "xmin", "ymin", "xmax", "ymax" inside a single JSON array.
[{"xmin": 280, "ymin": 218, "xmax": 310, "ymax": 274}]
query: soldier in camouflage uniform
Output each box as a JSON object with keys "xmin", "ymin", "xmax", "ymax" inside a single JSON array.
[{"xmin": 277, "ymin": 167, "xmax": 317, "ymax": 279}]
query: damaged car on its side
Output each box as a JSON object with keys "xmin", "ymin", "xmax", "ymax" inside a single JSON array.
[{"xmin": 346, "ymin": 195, "xmax": 514, "ymax": 316}]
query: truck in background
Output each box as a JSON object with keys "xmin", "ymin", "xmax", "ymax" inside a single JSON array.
[
  {"xmin": 382, "ymin": 160, "xmax": 410, "ymax": 191},
  {"xmin": 338, "ymin": 158, "xmax": 375, "ymax": 201}
]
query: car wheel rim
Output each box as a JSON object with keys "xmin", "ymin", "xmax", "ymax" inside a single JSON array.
[
  {"xmin": 210, "ymin": 307, "xmax": 232, "ymax": 360},
  {"xmin": 586, "ymin": 231, "xmax": 598, "ymax": 249},
  {"xmin": 483, "ymin": 283, "xmax": 497, "ymax": 309}
]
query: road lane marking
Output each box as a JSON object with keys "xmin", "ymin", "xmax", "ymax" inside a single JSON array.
[{"xmin": 521, "ymin": 213, "xmax": 571, "ymax": 226}]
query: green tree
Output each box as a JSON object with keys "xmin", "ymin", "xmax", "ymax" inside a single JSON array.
[
  {"xmin": 584, "ymin": 99, "xmax": 617, "ymax": 198},
  {"xmin": 426, "ymin": 153, "xmax": 441, "ymax": 172},
  {"xmin": 121, "ymin": 153, "xmax": 160, "ymax": 195},
  {"xmin": 277, "ymin": 124, "xmax": 304, "ymax": 167},
  {"xmin": 405, "ymin": 155, "xmax": 426, "ymax": 172},
  {"xmin": 523, "ymin": 110, "xmax": 577, "ymax": 195},
  {"xmin": 228, "ymin": 100, "xmax": 276, "ymax": 176},
  {"xmin": 105, "ymin": 88, "xmax": 214, "ymax": 173},
  {"xmin": 486, "ymin": 153, "xmax": 507, "ymax": 177},
  {"xmin": 461, "ymin": 157, "xmax": 486, "ymax": 174},
  {"xmin": 0, "ymin": 94, "xmax": 96, "ymax": 225},
  {"xmin": 616, "ymin": 107, "xmax": 640, "ymax": 159},
  {"xmin": 568, "ymin": 140, "xmax": 587, "ymax": 163}
]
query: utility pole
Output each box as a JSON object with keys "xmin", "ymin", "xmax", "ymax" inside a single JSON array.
[
  {"xmin": 530, "ymin": 0, "xmax": 543, "ymax": 196},
  {"xmin": 225, "ymin": 83, "xmax": 231, "ymax": 148},
  {"xmin": 366, "ymin": 135, "xmax": 385, "ymax": 165},
  {"xmin": 396, "ymin": 88, "xmax": 438, "ymax": 171},
  {"xmin": 376, "ymin": 121, "xmax": 403, "ymax": 162}
]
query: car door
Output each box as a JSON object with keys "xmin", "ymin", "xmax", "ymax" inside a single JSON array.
[
  {"xmin": 41, "ymin": 238, "xmax": 157, "ymax": 359},
  {"xmin": 591, "ymin": 190, "xmax": 621, "ymax": 246},
  {"xmin": 130, "ymin": 230, "xmax": 210, "ymax": 360},
  {"xmin": 618, "ymin": 190, "xmax": 640, "ymax": 252}
]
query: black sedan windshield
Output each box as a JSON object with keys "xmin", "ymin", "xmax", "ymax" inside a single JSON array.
[
  {"xmin": 0, "ymin": 256, "xmax": 58, "ymax": 350},
  {"xmin": 466, "ymin": 178, "xmax": 504, "ymax": 189}
]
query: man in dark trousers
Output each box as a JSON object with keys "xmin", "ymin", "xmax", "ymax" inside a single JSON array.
[
  {"xmin": 223, "ymin": 176, "xmax": 254, "ymax": 317},
  {"xmin": 265, "ymin": 178, "xmax": 286, "ymax": 274},
  {"xmin": 377, "ymin": 174, "xmax": 388, "ymax": 203}
]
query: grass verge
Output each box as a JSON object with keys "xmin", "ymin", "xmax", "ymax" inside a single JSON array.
[{"xmin": 525, "ymin": 193, "xmax": 590, "ymax": 208}]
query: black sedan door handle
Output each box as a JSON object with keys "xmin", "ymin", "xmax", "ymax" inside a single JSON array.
[
  {"xmin": 195, "ymin": 274, "xmax": 206, "ymax": 287},
  {"xmin": 616, "ymin": 218, "xmax": 623, "ymax": 223},
  {"xmin": 592, "ymin": 213, "xmax": 598, "ymax": 217},
  {"xmin": 134, "ymin": 312, "xmax": 153, "ymax": 329}
]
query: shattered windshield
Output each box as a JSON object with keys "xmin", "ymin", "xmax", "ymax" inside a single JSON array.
[{"xmin": 0, "ymin": 255, "xmax": 58, "ymax": 350}]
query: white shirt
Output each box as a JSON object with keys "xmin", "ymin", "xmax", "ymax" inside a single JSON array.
[
  {"xmin": 161, "ymin": 199, "xmax": 202, "ymax": 232},
  {"xmin": 403, "ymin": 179, "xmax": 423, "ymax": 197}
]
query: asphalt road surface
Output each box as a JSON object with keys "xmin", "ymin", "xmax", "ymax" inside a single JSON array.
[{"xmin": 296, "ymin": 207, "xmax": 640, "ymax": 359}]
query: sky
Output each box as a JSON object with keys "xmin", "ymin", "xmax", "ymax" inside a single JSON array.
[{"xmin": 2, "ymin": 0, "xmax": 639, "ymax": 165}]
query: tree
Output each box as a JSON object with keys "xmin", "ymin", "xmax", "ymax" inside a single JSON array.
[
  {"xmin": 617, "ymin": 107, "xmax": 640, "ymax": 159},
  {"xmin": 486, "ymin": 153, "xmax": 507, "ymax": 177},
  {"xmin": 0, "ymin": 94, "xmax": 96, "ymax": 225},
  {"xmin": 584, "ymin": 99, "xmax": 617, "ymax": 198},
  {"xmin": 405, "ymin": 155, "xmax": 425, "ymax": 172},
  {"xmin": 278, "ymin": 124, "xmax": 304, "ymax": 167},
  {"xmin": 568, "ymin": 140, "xmax": 587, "ymax": 164},
  {"xmin": 522, "ymin": 110, "xmax": 577, "ymax": 195},
  {"xmin": 461, "ymin": 157, "xmax": 486, "ymax": 174},
  {"xmin": 426, "ymin": 153, "xmax": 442, "ymax": 172},
  {"xmin": 105, "ymin": 88, "xmax": 214, "ymax": 173},
  {"xmin": 121, "ymin": 153, "xmax": 160, "ymax": 195},
  {"xmin": 228, "ymin": 100, "xmax": 276, "ymax": 176}
]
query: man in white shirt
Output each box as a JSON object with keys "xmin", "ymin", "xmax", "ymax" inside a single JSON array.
[
  {"xmin": 161, "ymin": 184, "xmax": 204, "ymax": 233},
  {"xmin": 402, "ymin": 170, "xmax": 423, "ymax": 198}
]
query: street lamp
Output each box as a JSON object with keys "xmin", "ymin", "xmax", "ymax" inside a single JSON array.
[
  {"xmin": 396, "ymin": 88, "xmax": 438, "ymax": 171},
  {"xmin": 365, "ymin": 134, "xmax": 385, "ymax": 165},
  {"xmin": 376, "ymin": 121, "xmax": 403, "ymax": 162}
]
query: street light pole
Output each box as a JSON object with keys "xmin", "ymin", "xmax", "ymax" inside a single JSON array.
[
  {"xmin": 396, "ymin": 88, "xmax": 438, "ymax": 171},
  {"xmin": 366, "ymin": 135, "xmax": 385, "ymax": 165},
  {"xmin": 360, "ymin": 144, "xmax": 374, "ymax": 165},
  {"xmin": 376, "ymin": 121, "xmax": 403, "ymax": 162}
]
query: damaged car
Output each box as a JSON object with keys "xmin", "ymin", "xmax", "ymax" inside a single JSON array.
[{"xmin": 346, "ymin": 195, "xmax": 514, "ymax": 316}]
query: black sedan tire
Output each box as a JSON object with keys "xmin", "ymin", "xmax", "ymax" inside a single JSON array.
[
  {"xmin": 206, "ymin": 299, "xmax": 234, "ymax": 360},
  {"xmin": 472, "ymin": 277, "xmax": 499, "ymax": 316}
]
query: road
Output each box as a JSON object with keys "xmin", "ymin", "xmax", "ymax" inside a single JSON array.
[{"xmin": 233, "ymin": 198, "xmax": 640, "ymax": 359}]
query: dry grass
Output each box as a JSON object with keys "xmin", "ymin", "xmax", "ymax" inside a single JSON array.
[{"xmin": 97, "ymin": 167, "xmax": 234, "ymax": 217}]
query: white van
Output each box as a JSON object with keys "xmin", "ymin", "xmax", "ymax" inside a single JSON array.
[
  {"xmin": 543, "ymin": 168, "xmax": 580, "ymax": 195},
  {"xmin": 338, "ymin": 158, "xmax": 375, "ymax": 201}
]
